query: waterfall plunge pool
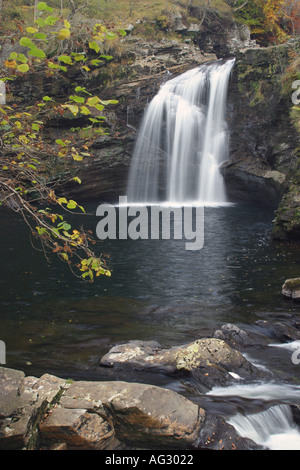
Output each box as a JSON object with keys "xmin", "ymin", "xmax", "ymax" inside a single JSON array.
[{"xmin": 1, "ymin": 201, "xmax": 300, "ymax": 449}]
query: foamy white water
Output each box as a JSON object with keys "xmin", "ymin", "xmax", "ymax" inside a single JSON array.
[
  {"xmin": 207, "ymin": 382, "xmax": 300, "ymax": 402},
  {"xmin": 228, "ymin": 405, "xmax": 300, "ymax": 450},
  {"xmin": 268, "ymin": 340, "xmax": 300, "ymax": 351},
  {"xmin": 127, "ymin": 59, "xmax": 235, "ymax": 204},
  {"xmin": 207, "ymin": 382, "xmax": 300, "ymax": 450}
]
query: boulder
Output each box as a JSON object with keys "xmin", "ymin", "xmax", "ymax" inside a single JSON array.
[
  {"xmin": 214, "ymin": 323, "xmax": 257, "ymax": 349},
  {"xmin": 58, "ymin": 380, "xmax": 204, "ymax": 449},
  {"xmin": 0, "ymin": 368, "xmax": 67, "ymax": 449},
  {"xmin": 100, "ymin": 338, "xmax": 258, "ymax": 387},
  {"xmin": 0, "ymin": 367, "xmax": 205, "ymax": 450},
  {"xmin": 0, "ymin": 366, "xmax": 263, "ymax": 450},
  {"xmin": 282, "ymin": 278, "xmax": 300, "ymax": 301},
  {"xmin": 39, "ymin": 407, "xmax": 120, "ymax": 450},
  {"xmin": 255, "ymin": 319, "xmax": 300, "ymax": 342}
]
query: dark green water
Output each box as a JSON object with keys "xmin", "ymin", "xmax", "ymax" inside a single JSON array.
[{"xmin": 1, "ymin": 201, "xmax": 300, "ymax": 384}]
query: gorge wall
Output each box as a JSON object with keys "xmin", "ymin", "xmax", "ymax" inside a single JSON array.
[{"xmin": 3, "ymin": 24, "xmax": 300, "ymax": 240}]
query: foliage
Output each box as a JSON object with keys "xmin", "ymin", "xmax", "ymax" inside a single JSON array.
[
  {"xmin": 0, "ymin": 2, "xmax": 126, "ymax": 281},
  {"xmin": 233, "ymin": 0, "xmax": 295, "ymax": 44}
]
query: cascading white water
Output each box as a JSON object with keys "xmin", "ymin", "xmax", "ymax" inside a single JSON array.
[
  {"xmin": 127, "ymin": 59, "xmax": 235, "ymax": 204},
  {"xmin": 207, "ymin": 382, "xmax": 300, "ymax": 450},
  {"xmin": 228, "ymin": 405, "xmax": 300, "ymax": 451}
]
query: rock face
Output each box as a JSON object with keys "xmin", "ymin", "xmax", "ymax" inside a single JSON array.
[
  {"xmin": 100, "ymin": 338, "xmax": 259, "ymax": 388},
  {"xmin": 3, "ymin": 26, "xmax": 299, "ymax": 237},
  {"xmin": 0, "ymin": 366, "xmax": 259, "ymax": 450},
  {"xmin": 224, "ymin": 40, "xmax": 300, "ymax": 208}
]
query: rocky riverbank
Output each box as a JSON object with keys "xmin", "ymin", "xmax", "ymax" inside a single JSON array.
[{"xmin": 0, "ymin": 339, "xmax": 262, "ymax": 451}]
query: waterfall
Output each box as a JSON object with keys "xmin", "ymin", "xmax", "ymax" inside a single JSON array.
[
  {"xmin": 207, "ymin": 382, "xmax": 300, "ymax": 450},
  {"xmin": 127, "ymin": 59, "xmax": 235, "ymax": 204},
  {"xmin": 228, "ymin": 405, "xmax": 300, "ymax": 450}
]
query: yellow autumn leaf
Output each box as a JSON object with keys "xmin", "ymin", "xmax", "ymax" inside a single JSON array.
[{"xmin": 56, "ymin": 29, "xmax": 70, "ymax": 40}]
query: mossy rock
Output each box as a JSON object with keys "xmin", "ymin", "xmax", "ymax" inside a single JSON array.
[{"xmin": 282, "ymin": 278, "xmax": 300, "ymax": 300}]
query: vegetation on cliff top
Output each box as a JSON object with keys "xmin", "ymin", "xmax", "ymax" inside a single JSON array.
[{"xmin": 1, "ymin": 0, "xmax": 299, "ymax": 46}]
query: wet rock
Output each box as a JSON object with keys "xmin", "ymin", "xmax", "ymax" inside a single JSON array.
[
  {"xmin": 60, "ymin": 380, "xmax": 204, "ymax": 449},
  {"xmin": 199, "ymin": 414, "xmax": 261, "ymax": 450},
  {"xmin": 100, "ymin": 338, "xmax": 258, "ymax": 387},
  {"xmin": 0, "ymin": 367, "xmax": 208, "ymax": 450},
  {"xmin": 0, "ymin": 368, "xmax": 25, "ymax": 419},
  {"xmin": 213, "ymin": 324, "xmax": 256, "ymax": 349},
  {"xmin": 0, "ymin": 368, "xmax": 67, "ymax": 449},
  {"xmin": 291, "ymin": 405, "xmax": 300, "ymax": 426},
  {"xmin": 282, "ymin": 278, "xmax": 300, "ymax": 301},
  {"xmin": 255, "ymin": 319, "xmax": 300, "ymax": 342},
  {"xmin": 39, "ymin": 408, "xmax": 119, "ymax": 450}
]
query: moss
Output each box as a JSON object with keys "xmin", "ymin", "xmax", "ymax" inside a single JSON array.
[{"xmin": 284, "ymin": 278, "xmax": 300, "ymax": 291}]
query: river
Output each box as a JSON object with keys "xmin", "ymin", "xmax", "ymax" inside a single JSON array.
[{"xmin": 1, "ymin": 201, "xmax": 300, "ymax": 449}]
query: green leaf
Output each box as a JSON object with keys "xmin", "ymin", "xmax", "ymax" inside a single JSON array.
[
  {"xmin": 55, "ymin": 139, "xmax": 66, "ymax": 146},
  {"xmin": 33, "ymin": 32, "xmax": 48, "ymax": 40},
  {"xmin": 99, "ymin": 54, "xmax": 113, "ymax": 60},
  {"xmin": 35, "ymin": 18, "xmax": 46, "ymax": 27},
  {"xmin": 72, "ymin": 154, "xmax": 83, "ymax": 161},
  {"xmin": 44, "ymin": 15, "xmax": 59, "ymax": 26},
  {"xmin": 90, "ymin": 59, "xmax": 103, "ymax": 66},
  {"xmin": 58, "ymin": 54, "xmax": 73, "ymax": 64},
  {"xmin": 89, "ymin": 41, "xmax": 100, "ymax": 53},
  {"xmin": 69, "ymin": 95, "xmax": 85, "ymax": 104},
  {"xmin": 100, "ymin": 99, "xmax": 118, "ymax": 105},
  {"xmin": 93, "ymin": 104, "xmax": 104, "ymax": 111},
  {"xmin": 106, "ymin": 31, "xmax": 117, "ymax": 40},
  {"xmin": 63, "ymin": 104, "xmax": 79, "ymax": 116},
  {"xmin": 28, "ymin": 47, "xmax": 46, "ymax": 58},
  {"xmin": 86, "ymin": 96, "xmax": 101, "ymax": 107},
  {"xmin": 58, "ymin": 222, "xmax": 71, "ymax": 231},
  {"xmin": 80, "ymin": 106, "xmax": 91, "ymax": 115},
  {"xmin": 26, "ymin": 27, "xmax": 38, "ymax": 34},
  {"xmin": 19, "ymin": 37, "xmax": 35, "ymax": 48},
  {"xmin": 17, "ymin": 64, "xmax": 29, "ymax": 73},
  {"xmin": 37, "ymin": 2, "xmax": 49, "ymax": 10},
  {"xmin": 72, "ymin": 53, "xmax": 86, "ymax": 62},
  {"xmin": 57, "ymin": 197, "xmax": 68, "ymax": 205},
  {"xmin": 36, "ymin": 227, "xmax": 47, "ymax": 235},
  {"xmin": 56, "ymin": 28, "xmax": 70, "ymax": 39},
  {"xmin": 67, "ymin": 200, "xmax": 77, "ymax": 209},
  {"xmin": 18, "ymin": 54, "xmax": 28, "ymax": 64},
  {"xmin": 32, "ymin": 123, "xmax": 40, "ymax": 131},
  {"xmin": 75, "ymin": 86, "xmax": 91, "ymax": 95},
  {"xmin": 48, "ymin": 61, "xmax": 60, "ymax": 69},
  {"xmin": 43, "ymin": 96, "xmax": 52, "ymax": 101}
]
